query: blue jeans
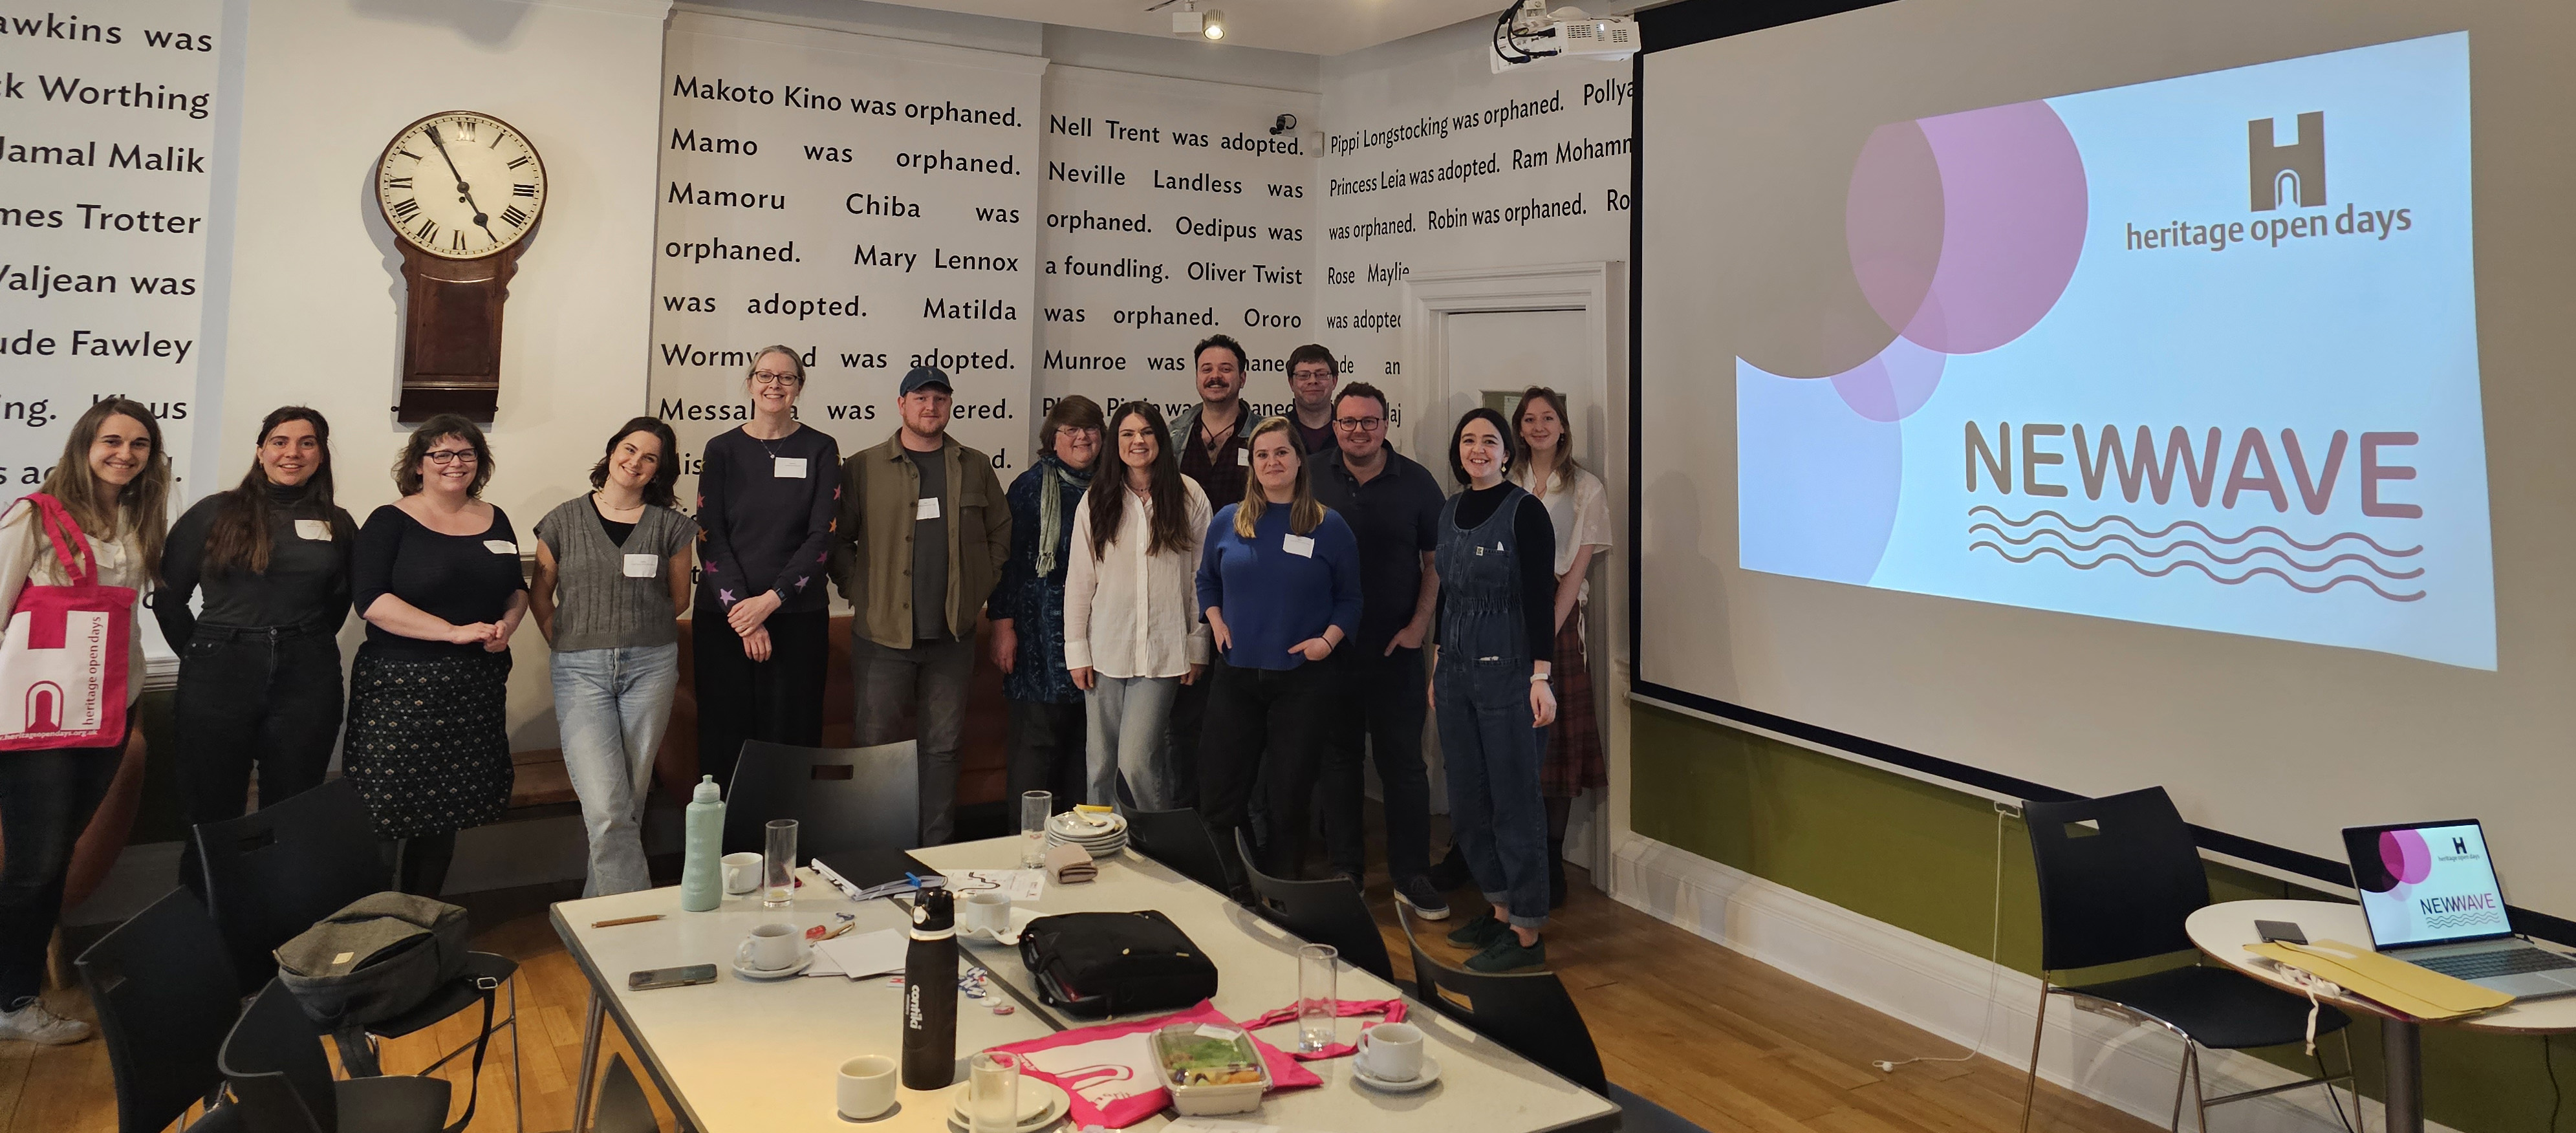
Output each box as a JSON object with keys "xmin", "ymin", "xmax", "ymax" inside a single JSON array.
[
  {"xmin": 1087, "ymin": 674, "xmax": 1180, "ymax": 810},
  {"xmin": 552, "ymin": 643, "xmax": 680, "ymax": 898},
  {"xmin": 1434, "ymin": 659, "xmax": 1550, "ymax": 929}
]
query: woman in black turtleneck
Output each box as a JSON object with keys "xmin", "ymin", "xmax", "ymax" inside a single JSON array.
[{"xmin": 158, "ymin": 407, "xmax": 358, "ymax": 894}]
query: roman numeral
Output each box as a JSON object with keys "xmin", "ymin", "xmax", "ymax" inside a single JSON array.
[
  {"xmin": 396, "ymin": 149, "xmax": 420, "ymax": 160},
  {"xmin": 385, "ymin": 176, "xmax": 412, "ymax": 190},
  {"xmin": 415, "ymin": 218, "xmax": 437, "ymax": 243},
  {"xmin": 453, "ymin": 120, "xmax": 475, "ymax": 142},
  {"xmin": 488, "ymin": 129, "xmax": 506, "ymax": 149},
  {"xmin": 512, "ymin": 183, "xmax": 536, "ymax": 198},
  {"xmin": 501, "ymin": 205, "xmax": 530, "ymax": 228},
  {"xmin": 506, "ymin": 155, "xmax": 532, "ymax": 169},
  {"xmin": 389, "ymin": 197, "xmax": 420, "ymax": 221},
  {"xmin": 451, "ymin": 230, "xmax": 466, "ymax": 252}
]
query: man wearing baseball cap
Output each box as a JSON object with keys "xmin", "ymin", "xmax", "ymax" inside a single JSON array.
[{"xmin": 830, "ymin": 365, "xmax": 1012, "ymax": 844}]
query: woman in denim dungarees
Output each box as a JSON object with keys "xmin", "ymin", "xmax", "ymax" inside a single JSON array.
[{"xmin": 1430, "ymin": 408, "xmax": 1560, "ymax": 972}]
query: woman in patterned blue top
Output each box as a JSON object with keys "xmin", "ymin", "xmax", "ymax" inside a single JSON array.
[{"xmin": 989, "ymin": 396, "xmax": 1105, "ymax": 812}]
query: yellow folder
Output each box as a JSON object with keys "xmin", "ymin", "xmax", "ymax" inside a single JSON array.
[{"xmin": 2244, "ymin": 939, "xmax": 2515, "ymax": 1020}]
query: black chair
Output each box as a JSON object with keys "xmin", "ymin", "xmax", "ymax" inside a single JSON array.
[
  {"xmin": 1233, "ymin": 828, "xmax": 1395, "ymax": 982},
  {"xmin": 725, "ymin": 739, "xmax": 920, "ymax": 856},
  {"xmin": 1121, "ymin": 799, "xmax": 1233, "ymax": 895},
  {"xmin": 74, "ymin": 888, "xmax": 243, "ymax": 1133},
  {"xmin": 220, "ymin": 980, "xmax": 453, "ymax": 1133},
  {"xmin": 588, "ymin": 1053, "xmax": 658, "ymax": 1133},
  {"xmin": 2020, "ymin": 787, "xmax": 2354, "ymax": 1133}
]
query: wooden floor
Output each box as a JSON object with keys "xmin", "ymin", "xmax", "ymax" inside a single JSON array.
[{"xmin": 3, "ymin": 855, "xmax": 2156, "ymax": 1133}]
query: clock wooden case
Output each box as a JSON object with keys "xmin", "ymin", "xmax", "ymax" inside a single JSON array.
[{"xmin": 374, "ymin": 110, "xmax": 548, "ymax": 423}]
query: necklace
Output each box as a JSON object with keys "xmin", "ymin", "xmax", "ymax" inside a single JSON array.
[{"xmin": 593, "ymin": 490, "xmax": 644, "ymax": 517}]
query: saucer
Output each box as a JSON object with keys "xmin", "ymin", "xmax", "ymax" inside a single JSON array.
[
  {"xmin": 946, "ymin": 1076, "xmax": 1068, "ymax": 1132},
  {"xmin": 1354, "ymin": 1055, "xmax": 1441, "ymax": 1093},
  {"xmin": 731, "ymin": 951, "xmax": 814, "ymax": 980},
  {"xmin": 959, "ymin": 908, "xmax": 1040, "ymax": 946}
]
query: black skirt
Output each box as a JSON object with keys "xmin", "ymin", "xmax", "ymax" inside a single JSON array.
[{"xmin": 343, "ymin": 645, "xmax": 514, "ymax": 839}]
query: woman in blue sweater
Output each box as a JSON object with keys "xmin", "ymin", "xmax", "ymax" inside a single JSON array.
[{"xmin": 1196, "ymin": 416, "xmax": 1361, "ymax": 883}]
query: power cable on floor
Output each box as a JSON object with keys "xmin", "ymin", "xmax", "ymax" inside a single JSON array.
[{"xmin": 1875, "ymin": 799, "xmax": 2015, "ymax": 1074}]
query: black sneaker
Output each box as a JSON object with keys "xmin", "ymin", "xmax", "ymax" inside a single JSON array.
[
  {"xmin": 1394, "ymin": 876, "xmax": 1451, "ymax": 920},
  {"xmin": 1466, "ymin": 932, "xmax": 1546, "ymax": 973},
  {"xmin": 1445, "ymin": 910, "xmax": 1506, "ymax": 949}
]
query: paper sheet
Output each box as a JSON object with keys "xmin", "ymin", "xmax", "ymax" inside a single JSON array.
[
  {"xmin": 942, "ymin": 869, "xmax": 1044, "ymax": 902},
  {"xmin": 814, "ymin": 928, "xmax": 908, "ymax": 980}
]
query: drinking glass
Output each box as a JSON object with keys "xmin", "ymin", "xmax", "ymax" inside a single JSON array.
[
  {"xmin": 1020, "ymin": 791, "xmax": 1052, "ymax": 870},
  {"xmin": 763, "ymin": 818, "xmax": 798, "ymax": 909},
  {"xmin": 967, "ymin": 1050, "xmax": 1022, "ymax": 1133},
  {"xmin": 1297, "ymin": 943, "xmax": 1339, "ymax": 1053}
]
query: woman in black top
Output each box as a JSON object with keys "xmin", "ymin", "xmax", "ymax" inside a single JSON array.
[
  {"xmin": 693, "ymin": 345, "xmax": 840, "ymax": 788},
  {"xmin": 158, "ymin": 406, "xmax": 357, "ymax": 895},
  {"xmin": 345, "ymin": 415, "xmax": 528, "ymax": 896}
]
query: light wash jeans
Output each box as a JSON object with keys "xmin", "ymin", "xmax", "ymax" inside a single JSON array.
[
  {"xmin": 552, "ymin": 643, "xmax": 681, "ymax": 898},
  {"xmin": 1087, "ymin": 674, "xmax": 1181, "ymax": 810}
]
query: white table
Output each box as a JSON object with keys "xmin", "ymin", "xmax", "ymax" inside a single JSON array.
[
  {"xmin": 911, "ymin": 838, "xmax": 1622, "ymax": 1133},
  {"xmin": 2185, "ymin": 899, "xmax": 2576, "ymax": 1133}
]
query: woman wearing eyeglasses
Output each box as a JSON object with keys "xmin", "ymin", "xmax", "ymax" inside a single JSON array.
[
  {"xmin": 345, "ymin": 415, "xmax": 528, "ymax": 896},
  {"xmin": 692, "ymin": 346, "xmax": 840, "ymax": 790}
]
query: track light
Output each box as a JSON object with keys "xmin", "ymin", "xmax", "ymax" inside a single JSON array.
[{"xmin": 1200, "ymin": 8, "xmax": 1225, "ymax": 39}]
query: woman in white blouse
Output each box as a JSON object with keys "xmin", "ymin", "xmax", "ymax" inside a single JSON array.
[
  {"xmin": 1511, "ymin": 387, "xmax": 1612, "ymax": 908},
  {"xmin": 1065, "ymin": 402, "xmax": 1213, "ymax": 810}
]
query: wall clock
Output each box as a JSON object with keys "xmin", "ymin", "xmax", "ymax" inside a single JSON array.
[{"xmin": 374, "ymin": 110, "xmax": 548, "ymax": 422}]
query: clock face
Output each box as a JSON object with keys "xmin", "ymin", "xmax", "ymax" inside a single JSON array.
[{"xmin": 375, "ymin": 111, "xmax": 547, "ymax": 260}]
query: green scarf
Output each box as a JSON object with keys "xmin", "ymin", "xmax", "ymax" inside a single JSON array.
[{"xmin": 1035, "ymin": 455, "xmax": 1093, "ymax": 577}]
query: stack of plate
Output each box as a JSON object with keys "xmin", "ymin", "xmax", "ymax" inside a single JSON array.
[{"xmin": 1044, "ymin": 811, "xmax": 1129, "ymax": 857}]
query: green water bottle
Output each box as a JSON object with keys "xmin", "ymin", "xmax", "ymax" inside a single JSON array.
[{"xmin": 680, "ymin": 774, "xmax": 724, "ymax": 912}]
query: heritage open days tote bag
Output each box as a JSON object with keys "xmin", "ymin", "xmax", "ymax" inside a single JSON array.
[{"xmin": 0, "ymin": 493, "xmax": 134, "ymax": 750}]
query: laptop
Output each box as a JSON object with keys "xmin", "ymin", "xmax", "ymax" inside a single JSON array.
[{"xmin": 2340, "ymin": 819, "xmax": 2576, "ymax": 998}]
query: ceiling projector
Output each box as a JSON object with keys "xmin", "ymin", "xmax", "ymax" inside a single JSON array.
[{"xmin": 1493, "ymin": 1, "xmax": 1638, "ymax": 70}]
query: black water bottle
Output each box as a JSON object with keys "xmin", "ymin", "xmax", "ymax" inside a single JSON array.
[{"xmin": 901, "ymin": 887, "xmax": 959, "ymax": 1090}]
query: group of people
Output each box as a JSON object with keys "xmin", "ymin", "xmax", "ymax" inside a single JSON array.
[{"xmin": 0, "ymin": 333, "xmax": 1612, "ymax": 1048}]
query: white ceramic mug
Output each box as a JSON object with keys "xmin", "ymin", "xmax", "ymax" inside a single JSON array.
[
  {"xmin": 736, "ymin": 922, "xmax": 806, "ymax": 972},
  {"xmin": 722, "ymin": 851, "xmax": 763, "ymax": 895},
  {"xmin": 1357, "ymin": 1021, "xmax": 1424, "ymax": 1082},
  {"xmin": 838, "ymin": 1053, "xmax": 898, "ymax": 1119},
  {"xmin": 963, "ymin": 890, "xmax": 1012, "ymax": 936}
]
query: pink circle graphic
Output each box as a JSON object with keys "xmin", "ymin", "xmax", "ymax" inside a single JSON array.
[{"xmin": 2379, "ymin": 829, "xmax": 2434, "ymax": 887}]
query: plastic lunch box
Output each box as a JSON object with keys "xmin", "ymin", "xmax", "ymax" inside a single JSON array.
[{"xmin": 1153, "ymin": 1022, "xmax": 1272, "ymax": 1116}]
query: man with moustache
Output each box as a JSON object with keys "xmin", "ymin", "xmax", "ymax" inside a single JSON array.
[
  {"xmin": 1162, "ymin": 334, "xmax": 1259, "ymax": 809},
  {"xmin": 1285, "ymin": 344, "xmax": 1341, "ymax": 455},
  {"xmin": 831, "ymin": 365, "xmax": 1012, "ymax": 845}
]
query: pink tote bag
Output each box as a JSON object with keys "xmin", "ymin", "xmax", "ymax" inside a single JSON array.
[{"xmin": 0, "ymin": 494, "xmax": 134, "ymax": 750}]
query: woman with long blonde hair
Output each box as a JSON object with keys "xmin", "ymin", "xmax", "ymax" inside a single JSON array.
[{"xmin": 1510, "ymin": 387, "xmax": 1610, "ymax": 908}]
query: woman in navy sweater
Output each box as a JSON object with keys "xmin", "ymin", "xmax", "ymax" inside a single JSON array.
[{"xmin": 1195, "ymin": 416, "xmax": 1361, "ymax": 882}]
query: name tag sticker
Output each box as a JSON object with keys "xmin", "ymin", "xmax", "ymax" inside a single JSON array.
[
  {"xmin": 484, "ymin": 540, "xmax": 517, "ymax": 555},
  {"xmin": 623, "ymin": 553, "xmax": 658, "ymax": 579},
  {"xmin": 294, "ymin": 519, "xmax": 333, "ymax": 541},
  {"xmin": 773, "ymin": 457, "xmax": 807, "ymax": 479},
  {"xmin": 916, "ymin": 496, "xmax": 942, "ymax": 521},
  {"xmin": 1282, "ymin": 534, "xmax": 1315, "ymax": 558},
  {"xmin": 1236, "ymin": 448, "xmax": 1250, "ymax": 466}
]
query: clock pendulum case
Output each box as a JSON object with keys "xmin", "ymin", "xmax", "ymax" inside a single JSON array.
[{"xmin": 373, "ymin": 110, "xmax": 548, "ymax": 423}]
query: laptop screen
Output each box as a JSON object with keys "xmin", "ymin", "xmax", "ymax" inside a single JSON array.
[{"xmin": 2343, "ymin": 820, "xmax": 2515, "ymax": 948}]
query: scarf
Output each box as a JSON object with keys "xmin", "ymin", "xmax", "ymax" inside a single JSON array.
[{"xmin": 1035, "ymin": 455, "xmax": 1093, "ymax": 577}]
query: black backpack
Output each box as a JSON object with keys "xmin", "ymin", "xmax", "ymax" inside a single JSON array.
[
  {"xmin": 274, "ymin": 892, "xmax": 493, "ymax": 1130},
  {"xmin": 1017, "ymin": 910, "xmax": 1220, "ymax": 1017}
]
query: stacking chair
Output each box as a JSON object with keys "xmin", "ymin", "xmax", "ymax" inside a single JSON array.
[
  {"xmin": 2020, "ymin": 787, "xmax": 2355, "ymax": 1133},
  {"xmin": 1233, "ymin": 828, "xmax": 1396, "ymax": 982},
  {"xmin": 1118, "ymin": 777, "xmax": 1233, "ymax": 894},
  {"xmin": 74, "ymin": 888, "xmax": 243, "ymax": 1133},
  {"xmin": 220, "ymin": 980, "xmax": 453, "ymax": 1133},
  {"xmin": 1396, "ymin": 909, "xmax": 1706, "ymax": 1133},
  {"xmin": 589, "ymin": 1053, "xmax": 659, "ymax": 1133},
  {"xmin": 725, "ymin": 739, "xmax": 921, "ymax": 856}
]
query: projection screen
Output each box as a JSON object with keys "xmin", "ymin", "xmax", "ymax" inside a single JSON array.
[{"xmin": 1634, "ymin": 0, "xmax": 2576, "ymax": 919}]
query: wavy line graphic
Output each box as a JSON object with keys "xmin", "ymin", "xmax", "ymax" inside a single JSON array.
[
  {"xmin": 1965, "ymin": 524, "xmax": 2425, "ymax": 579},
  {"xmin": 1967, "ymin": 506, "xmax": 2423, "ymax": 557},
  {"xmin": 1967, "ymin": 541, "xmax": 2426, "ymax": 601}
]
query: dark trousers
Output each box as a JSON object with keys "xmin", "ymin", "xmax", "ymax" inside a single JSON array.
[
  {"xmin": 0, "ymin": 733, "xmax": 124, "ymax": 1007},
  {"xmin": 852, "ymin": 633, "xmax": 975, "ymax": 845},
  {"xmin": 173, "ymin": 629, "xmax": 344, "ymax": 897},
  {"xmin": 1164, "ymin": 676, "xmax": 1207, "ymax": 810},
  {"xmin": 1320, "ymin": 646, "xmax": 1431, "ymax": 883},
  {"xmin": 1196, "ymin": 660, "xmax": 1332, "ymax": 879},
  {"xmin": 1006, "ymin": 698, "xmax": 1087, "ymax": 814},
  {"xmin": 1436, "ymin": 660, "xmax": 1552, "ymax": 928},
  {"xmin": 693, "ymin": 609, "xmax": 828, "ymax": 790}
]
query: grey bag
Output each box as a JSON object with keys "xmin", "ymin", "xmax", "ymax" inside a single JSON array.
[{"xmin": 273, "ymin": 892, "xmax": 469, "ymax": 1034}]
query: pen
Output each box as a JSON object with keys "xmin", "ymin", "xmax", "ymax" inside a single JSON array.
[{"xmin": 591, "ymin": 914, "xmax": 664, "ymax": 928}]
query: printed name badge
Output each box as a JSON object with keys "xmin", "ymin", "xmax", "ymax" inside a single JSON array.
[
  {"xmin": 916, "ymin": 496, "xmax": 942, "ymax": 521},
  {"xmin": 1282, "ymin": 533, "xmax": 1315, "ymax": 558},
  {"xmin": 484, "ymin": 540, "xmax": 517, "ymax": 555},
  {"xmin": 773, "ymin": 457, "xmax": 807, "ymax": 479},
  {"xmin": 622, "ymin": 553, "xmax": 658, "ymax": 579},
  {"xmin": 1236, "ymin": 448, "xmax": 1251, "ymax": 466},
  {"xmin": 294, "ymin": 519, "xmax": 332, "ymax": 541}
]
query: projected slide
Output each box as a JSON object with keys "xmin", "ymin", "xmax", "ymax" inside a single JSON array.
[{"xmin": 1734, "ymin": 32, "xmax": 2493, "ymax": 669}]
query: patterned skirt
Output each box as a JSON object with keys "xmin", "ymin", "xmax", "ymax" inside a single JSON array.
[
  {"xmin": 1540, "ymin": 616, "xmax": 1608, "ymax": 799},
  {"xmin": 343, "ymin": 645, "xmax": 514, "ymax": 839}
]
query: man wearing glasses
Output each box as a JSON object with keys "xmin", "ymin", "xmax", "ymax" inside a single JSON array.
[
  {"xmin": 1285, "ymin": 344, "xmax": 1341, "ymax": 455},
  {"xmin": 1306, "ymin": 380, "xmax": 1450, "ymax": 919}
]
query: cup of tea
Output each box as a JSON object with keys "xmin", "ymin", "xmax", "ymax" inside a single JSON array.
[
  {"xmin": 722, "ymin": 851, "xmax": 762, "ymax": 895},
  {"xmin": 735, "ymin": 922, "xmax": 806, "ymax": 972},
  {"xmin": 1357, "ymin": 1021, "xmax": 1424, "ymax": 1082},
  {"xmin": 962, "ymin": 890, "xmax": 1012, "ymax": 936},
  {"xmin": 838, "ymin": 1053, "xmax": 898, "ymax": 1119}
]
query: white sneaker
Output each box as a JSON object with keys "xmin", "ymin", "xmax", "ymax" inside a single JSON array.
[{"xmin": 0, "ymin": 999, "xmax": 92, "ymax": 1045}]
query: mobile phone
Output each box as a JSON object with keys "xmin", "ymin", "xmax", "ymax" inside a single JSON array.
[
  {"xmin": 2255, "ymin": 920, "xmax": 2308, "ymax": 945},
  {"xmin": 629, "ymin": 964, "xmax": 719, "ymax": 990}
]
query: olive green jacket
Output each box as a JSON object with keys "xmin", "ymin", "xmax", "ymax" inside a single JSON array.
[{"xmin": 828, "ymin": 430, "xmax": 1012, "ymax": 649}]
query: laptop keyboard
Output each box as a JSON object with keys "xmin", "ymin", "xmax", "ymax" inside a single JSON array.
[{"xmin": 2414, "ymin": 948, "xmax": 2576, "ymax": 980}]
